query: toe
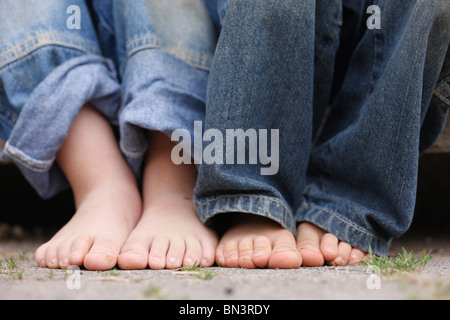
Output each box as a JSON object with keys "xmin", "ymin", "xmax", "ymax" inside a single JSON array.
[
  {"xmin": 199, "ymin": 238, "xmax": 217, "ymax": 267},
  {"xmin": 238, "ymin": 237, "xmax": 257, "ymax": 269},
  {"xmin": 296, "ymin": 223, "xmax": 325, "ymax": 267},
  {"xmin": 223, "ymin": 239, "xmax": 240, "ymax": 268},
  {"xmin": 252, "ymin": 236, "xmax": 271, "ymax": 268},
  {"xmin": 69, "ymin": 235, "xmax": 93, "ymax": 267},
  {"xmin": 183, "ymin": 236, "xmax": 203, "ymax": 267},
  {"xmin": 118, "ymin": 237, "xmax": 150, "ymax": 270},
  {"xmin": 331, "ymin": 242, "xmax": 352, "ymax": 266},
  {"xmin": 35, "ymin": 243, "xmax": 49, "ymax": 268},
  {"xmin": 268, "ymin": 230, "xmax": 301, "ymax": 269},
  {"xmin": 320, "ymin": 233, "xmax": 339, "ymax": 262},
  {"xmin": 215, "ymin": 244, "xmax": 226, "ymax": 267},
  {"xmin": 57, "ymin": 241, "xmax": 73, "ymax": 269},
  {"xmin": 83, "ymin": 239, "xmax": 118, "ymax": 271},
  {"xmin": 44, "ymin": 243, "xmax": 60, "ymax": 269},
  {"xmin": 148, "ymin": 237, "xmax": 169, "ymax": 269},
  {"xmin": 348, "ymin": 248, "xmax": 366, "ymax": 265},
  {"xmin": 166, "ymin": 237, "xmax": 185, "ymax": 269},
  {"xmin": 118, "ymin": 251, "xmax": 148, "ymax": 270}
]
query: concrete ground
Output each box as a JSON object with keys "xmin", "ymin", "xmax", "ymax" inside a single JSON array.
[
  {"xmin": 0, "ymin": 154, "xmax": 449, "ymax": 300},
  {"xmin": 1, "ymin": 229, "xmax": 449, "ymax": 300}
]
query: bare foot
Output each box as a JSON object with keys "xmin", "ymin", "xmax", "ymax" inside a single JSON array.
[
  {"xmin": 35, "ymin": 104, "xmax": 142, "ymax": 271},
  {"xmin": 35, "ymin": 185, "xmax": 141, "ymax": 270},
  {"xmin": 215, "ymin": 213, "xmax": 302, "ymax": 269},
  {"xmin": 117, "ymin": 131, "xmax": 218, "ymax": 270},
  {"xmin": 296, "ymin": 222, "xmax": 366, "ymax": 266},
  {"xmin": 118, "ymin": 194, "xmax": 218, "ymax": 270}
]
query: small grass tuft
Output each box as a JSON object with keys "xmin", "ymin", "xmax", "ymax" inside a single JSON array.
[
  {"xmin": 363, "ymin": 247, "xmax": 432, "ymax": 275},
  {"xmin": 4, "ymin": 257, "xmax": 20, "ymax": 270},
  {"xmin": 18, "ymin": 249, "xmax": 28, "ymax": 261},
  {"xmin": 178, "ymin": 262, "xmax": 218, "ymax": 280},
  {"xmin": 1, "ymin": 257, "xmax": 25, "ymax": 280},
  {"xmin": 143, "ymin": 285, "xmax": 166, "ymax": 300}
]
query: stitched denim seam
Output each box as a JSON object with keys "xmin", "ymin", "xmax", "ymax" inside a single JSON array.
[
  {"xmin": 301, "ymin": 204, "xmax": 385, "ymax": 241},
  {"xmin": 124, "ymin": 34, "xmax": 213, "ymax": 73},
  {"xmin": 434, "ymin": 75, "xmax": 450, "ymax": 107},
  {"xmin": 395, "ymin": 5, "xmax": 433, "ymax": 203},
  {"xmin": 0, "ymin": 30, "xmax": 100, "ymax": 69},
  {"xmin": 315, "ymin": 11, "xmax": 342, "ymax": 66},
  {"xmin": 3, "ymin": 141, "xmax": 53, "ymax": 172},
  {"xmin": 197, "ymin": 194, "xmax": 291, "ymax": 213}
]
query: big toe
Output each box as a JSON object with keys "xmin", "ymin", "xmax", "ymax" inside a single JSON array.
[
  {"xmin": 268, "ymin": 231, "xmax": 301, "ymax": 269},
  {"xmin": 118, "ymin": 237, "xmax": 150, "ymax": 270},
  {"xmin": 296, "ymin": 223, "xmax": 326, "ymax": 267},
  {"xmin": 83, "ymin": 240, "xmax": 119, "ymax": 271}
]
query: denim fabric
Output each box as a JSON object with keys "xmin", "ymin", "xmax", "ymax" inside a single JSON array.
[
  {"xmin": 107, "ymin": 0, "xmax": 217, "ymax": 177},
  {"xmin": 0, "ymin": 0, "xmax": 216, "ymax": 197},
  {"xmin": 197, "ymin": 0, "xmax": 450, "ymax": 255},
  {"xmin": 0, "ymin": 0, "xmax": 120, "ymax": 198}
]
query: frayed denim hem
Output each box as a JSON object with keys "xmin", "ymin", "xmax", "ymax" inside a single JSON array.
[
  {"xmin": 1, "ymin": 55, "xmax": 121, "ymax": 199},
  {"xmin": 196, "ymin": 194, "xmax": 297, "ymax": 235},
  {"xmin": 297, "ymin": 205, "xmax": 392, "ymax": 256}
]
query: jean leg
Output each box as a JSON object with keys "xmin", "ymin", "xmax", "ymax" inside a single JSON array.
[
  {"xmin": 112, "ymin": 0, "xmax": 217, "ymax": 176},
  {"xmin": 0, "ymin": 0, "xmax": 120, "ymax": 198},
  {"xmin": 312, "ymin": 0, "xmax": 343, "ymax": 141},
  {"xmin": 296, "ymin": 0, "xmax": 450, "ymax": 255},
  {"xmin": 194, "ymin": 0, "xmax": 316, "ymax": 234}
]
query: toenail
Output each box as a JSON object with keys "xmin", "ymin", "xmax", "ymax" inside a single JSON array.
[
  {"xmin": 50, "ymin": 258, "xmax": 58, "ymax": 267},
  {"xmin": 168, "ymin": 257, "xmax": 177, "ymax": 263},
  {"xmin": 88, "ymin": 250, "xmax": 112, "ymax": 257},
  {"xmin": 298, "ymin": 245, "xmax": 321, "ymax": 253},
  {"xmin": 253, "ymin": 251, "xmax": 267, "ymax": 257},
  {"xmin": 69, "ymin": 251, "xmax": 79, "ymax": 258},
  {"xmin": 351, "ymin": 253, "xmax": 361, "ymax": 260},
  {"xmin": 273, "ymin": 248, "xmax": 297, "ymax": 254},
  {"xmin": 334, "ymin": 257, "xmax": 345, "ymax": 265},
  {"xmin": 151, "ymin": 256, "xmax": 161, "ymax": 263},
  {"xmin": 124, "ymin": 251, "xmax": 142, "ymax": 255}
]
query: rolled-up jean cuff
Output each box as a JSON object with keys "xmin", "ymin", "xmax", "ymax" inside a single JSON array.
[
  {"xmin": 196, "ymin": 194, "xmax": 297, "ymax": 235},
  {"xmin": 1, "ymin": 55, "xmax": 121, "ymax": 199},
  {"xmin": 297, "ymin": 205, "xmax": 391, "ymax": 256},
  {"xmin": 119, "ymin": 50, "xmax": 209, "ymax": 177}
]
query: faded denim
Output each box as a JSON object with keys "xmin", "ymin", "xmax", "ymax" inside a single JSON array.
[
  {"xmin": 0, "ymin": 0, "xmax": 216, "ymax": 198},
  {"xmin": 196, "ymin": 0, "xmax": 450, "ymax": 255}
]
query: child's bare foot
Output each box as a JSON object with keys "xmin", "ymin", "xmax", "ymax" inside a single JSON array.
[
  {"xmin": 118, "ymin": 195, "xmax": 218, "ymax": 270},
  {"xmin": 118, "ymin": 131, "xmax": 218, "ymax": 270},
  {"xmin": 35, "ymin": 185, "xmax": 141, "ymax": 270},
  {"xmin": 34, "ymin": 105, "xmax": 142, "ymax": 271},
  {"xmin": 215, "ymin": 213, "xmax": 302, "ymax": 269},
  {"xmin": 296, "ymin": 222, "xmax": 366, "ymax": 266}
]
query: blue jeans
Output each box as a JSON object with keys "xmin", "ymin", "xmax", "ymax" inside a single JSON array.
[
  {"xmin": 196, "ymin": 0, "xmax": 450, "ymax": 255},
  {"xmin": 0, "ymin": 0, "xmax": 216, "ymax": 198}
]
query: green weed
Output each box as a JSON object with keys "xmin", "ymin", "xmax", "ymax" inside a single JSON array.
[{"xmin": 363, "ymin": 247, "xmax": 432, "ymax": 275}]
